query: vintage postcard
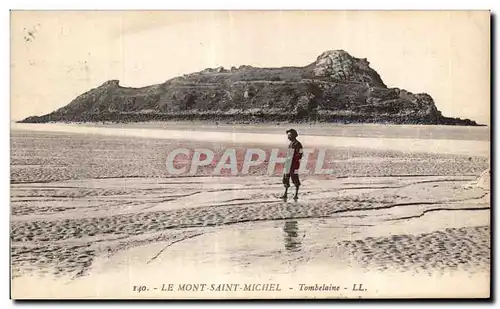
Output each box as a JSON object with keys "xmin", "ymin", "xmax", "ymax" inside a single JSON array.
[{"xmin": 10, "ymin": 10, "xmax": 491, "ymax": 299}]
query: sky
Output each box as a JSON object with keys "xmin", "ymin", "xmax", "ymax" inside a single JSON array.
[{"xmin": 10, "ymin": 10, "xmax": 490, "ymax": 124}]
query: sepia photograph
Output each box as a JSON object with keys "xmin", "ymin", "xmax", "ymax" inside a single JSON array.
[{"xmin": 9, "ymin": 10, "xmax": 491, "ymax": 299}]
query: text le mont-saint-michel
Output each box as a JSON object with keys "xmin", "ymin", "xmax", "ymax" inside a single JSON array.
[{"xmin": 132, "ymin": 283, "xmax": 367, "ymax": 293}]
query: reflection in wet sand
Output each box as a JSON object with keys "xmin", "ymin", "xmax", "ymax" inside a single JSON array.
[{"xmin": 283, "ymin": 220, "xmax": 302, "ymax": 252}]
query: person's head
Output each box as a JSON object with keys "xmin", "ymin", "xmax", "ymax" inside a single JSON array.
[{"xmin": 286, "ymin": 129, "xmax": 298, "ymax": 141}]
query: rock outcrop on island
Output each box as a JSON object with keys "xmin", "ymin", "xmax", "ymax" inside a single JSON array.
[{"xmin": 19, "ymin": 50, "xmax": 479, "ymax": 125}]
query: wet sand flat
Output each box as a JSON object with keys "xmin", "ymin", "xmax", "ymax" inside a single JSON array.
[{"xmin": 10, "ymin": 124, "xmax": 491, "ymax": 299}]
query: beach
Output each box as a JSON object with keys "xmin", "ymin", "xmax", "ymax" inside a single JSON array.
[{"xmin": 10, "ymin": 123, "xmax": 491, "ymax": 299}]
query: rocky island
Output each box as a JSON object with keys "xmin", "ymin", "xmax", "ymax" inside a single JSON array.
[{"xmin": 19, "ymin": 50, "xmax": 479, "ymax": 125}]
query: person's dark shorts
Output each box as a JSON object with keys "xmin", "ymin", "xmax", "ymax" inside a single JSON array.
[{"xmin": 283, "ymin": 169, "xmax": 300, "ymax": 187}]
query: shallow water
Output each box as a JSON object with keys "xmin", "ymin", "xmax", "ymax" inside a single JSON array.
[
  {"xmin": 11, "ymin": 123, "xmax": 490, "ymax": 157},
  {"xmin": 82, "ymin": 121, "xmax": 491, "ymax": 141},
  {"xmin": 13, "ymin": 210, "xmax": 488, "ymax": 299}
]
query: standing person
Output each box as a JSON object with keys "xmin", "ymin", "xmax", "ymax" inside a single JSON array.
[{"xmin": 280, "ymin": 129, "xmax": 303, "ymax": 201}]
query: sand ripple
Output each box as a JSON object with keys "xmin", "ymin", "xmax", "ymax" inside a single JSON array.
[{"xmin": 340, "ymin": 226, "xmax": 490, "ymax": 274}]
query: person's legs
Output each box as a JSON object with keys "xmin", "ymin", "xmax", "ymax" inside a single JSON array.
[
  {"xmin": 291, "ymin": 171, "xmax": 300, "ymax": 200},
  {"xmin": 281, "ymin": 174, "xmax": 291, "ymax": 199},
  {"xmin": 293, "ymin": 185, "xmax": 299, "ymax": 200}
]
